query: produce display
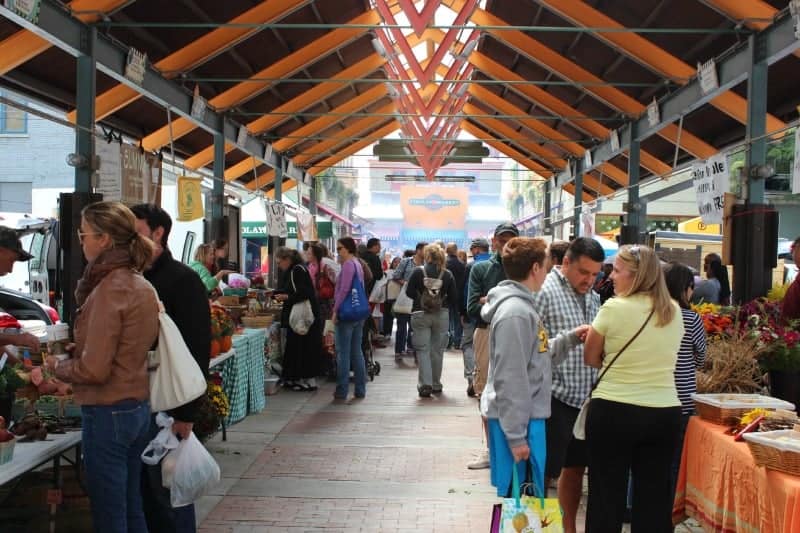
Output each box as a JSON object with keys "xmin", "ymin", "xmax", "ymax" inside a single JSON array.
[{"xmin": 210, "ymin": 304, "xmax": 235, "ymax": 358}]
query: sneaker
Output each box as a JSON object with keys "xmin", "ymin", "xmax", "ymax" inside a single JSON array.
[
  {"xmin": 467, "ymin": 451, "xmax": 490, "ymax": 470},
  {"xmin": 418, "ymin": 385, "xmax": 433, "ymax": 398}
]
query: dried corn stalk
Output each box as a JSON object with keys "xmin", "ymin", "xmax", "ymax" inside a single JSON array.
[{"xmin": 696, "ymin": 332, "xmax": 767, "ymax": 394}]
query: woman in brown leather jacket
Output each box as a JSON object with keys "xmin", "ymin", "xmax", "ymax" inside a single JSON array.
[{"xmin": 46, "ymin": 201, "xmax": 159, "ymax": 533}]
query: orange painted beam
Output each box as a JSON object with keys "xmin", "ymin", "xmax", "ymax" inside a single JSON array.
[
  {"xmin": 142, "ymin": 10, "xmax": 381, "ymax": 152},
  {"xmin": 445, "ymin": 0, "xmax": 716, "ymax": 160},
  {"xmin": 0, "ymin": 0, "xmax": 128, "ymax": 75},
  {"xmin": 294, "ymin": 103, "xmax": 397, "ymax": 165},
  {"xmin": 224, "ymin": 86, "xmax": 387, "ymax": 180},
  {"xmin": 465, "ymin": 106, "xmax": 567, "ymax": 169},
  {"xmin": 186, "ymin": 54, "xmax": 387, "ymax": 170},
  {"xmin": 564, "ymin": 182, "xmax": 595, "ymax": 203},
  {"xmin": 537, "ymin": 0, "xmax": 784, "ymax": 134},
  {"xmin": 456, "ymin": 121, "xmax": 553, "ymax": 177},
  {"xmin": 255, "ymin": 121, "xmax": 401, "ymax": 192},
  {"xmin": 705, "ymin": 0, "xmax": 800, "ymax": 61},
  {"xmin": 581, "ymin": 173, "xmax": 615, "ymax": 196},
  {"xmin": 69, "ymin": 0, "xmax": 312, "ymax": 123}
]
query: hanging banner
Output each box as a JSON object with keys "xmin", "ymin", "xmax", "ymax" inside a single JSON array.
[
  {"xmin": 792, "ymin": 127, "xmax": 800, "ymax": 194},
  {"xmin": 692, "ymin": 152, "xmax": 729, "ymax": 224},
  {"xmin": 296, "ymin": 211, "xmax": 318, "ymax": 241},
  {"xmin": 266, "ymin": 202, "xmax": 288, "ymax": 238},
  {"xmin": 121, "ymin": 145, "xmax": 161, "ymax": 206},
  {"xmin": 176, "ymin": 176, "xmax": 204, "ymax": 221}
]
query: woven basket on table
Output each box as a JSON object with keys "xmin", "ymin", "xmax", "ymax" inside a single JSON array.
[
  {"xmin": 745, "ymin": 441, "xmax": 800, "ymax": 476},
  {"xmin": 694, "ymin": 401, "xmax": 765, "ymax": 426},
  {"xmin": 241, "ymin": 315, "xmax": 273, "ymax": 328}
]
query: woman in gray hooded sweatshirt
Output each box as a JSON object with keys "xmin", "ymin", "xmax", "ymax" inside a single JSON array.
[{"xmin": 480, "ymin": 237, "xmax": 589, "ymax": 498}]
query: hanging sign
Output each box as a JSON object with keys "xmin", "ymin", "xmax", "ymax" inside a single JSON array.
[
  {"xmin": 698, "ymin": 59, "xmax": 719, "ymax": 95},
  {"xmin": 191, "ymin": 86, "xmax": 207, "ymax": 121},
  {"xmin": 95, "ymin": 140, "xmax": 122, "ymax": 202},
  {"xmin": 296, "ymin": 211, "xmax": 318, "ymax": 241},
  {"xmin": 610, "ymin": 129, "xmax": 620, "ymax": 153},
  {"xmin": 647, "ymin": 99, "xmax": 660, "ymax": 128},
  {"xmin": 581, "ymin": 211, "xmax": 596, "ymax": 238},
  {"xmin": 236, "ymin": 125, "xmax": 248, "ymax": 147},
  {"xmin": 176, "ymin": 176, "xmax": 204, "ymax": 221},
  {"xmin": 692, "ymin": 152, "xmax": 729, "ymax": 224},
  {"xmin": 792, "ymin": 127, "xmax": 800, "ymax": 194},
  {"xmin": 583, "ymin": 149, "xmax": 592, "ymax": 168},
  {"xmin": 124, "ymin": 48, "xmax": 147, "ymax": 85},
  {"xmin": 266, "ymin": 201, "xmax": 288, "ymax": 238},
  {"xmin": 5, "ymin": 0, "xmax": 40, "ymax": 23}
]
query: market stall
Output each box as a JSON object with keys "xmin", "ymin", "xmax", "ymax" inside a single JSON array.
[{"xmin": 674, "ymin": 416, "xmax": 800, "ymax": 532}]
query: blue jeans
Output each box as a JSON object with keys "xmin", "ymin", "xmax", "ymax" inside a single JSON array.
[
  {"xmin": 394, "ymin": 313, "xmax": 412, "ymax": 354},
  {"xmin": 335, "ymin": 319, "xmax": 367, "ymax": 398},
  {"xmin": 142, "ymin": 415, "xmax": 197, "ymax": 533},
  {"xmin": 82, "ymin": 400, "xmax": 151, "ymax": 533}
]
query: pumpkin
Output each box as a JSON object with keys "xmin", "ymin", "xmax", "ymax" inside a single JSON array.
[
  {"xmin": 220, "ymin": 335, "xmax": 232, "ymax": 352},
  {"xmin": 210, "ymin": 339, "xmax": 221, "ymax": 358}
]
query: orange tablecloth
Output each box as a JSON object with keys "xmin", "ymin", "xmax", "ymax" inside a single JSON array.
[{"xmin": 673, "ymin": 417, "xmax": 800, "ymax": 532}]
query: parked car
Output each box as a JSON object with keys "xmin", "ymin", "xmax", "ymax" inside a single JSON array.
[{"xmin": 0, "ymin": 287, "xmax": 58, "ymax": 324}]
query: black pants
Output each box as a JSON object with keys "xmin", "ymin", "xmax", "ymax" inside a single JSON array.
[{"xmin": 586, "ymin": 399, "xmax": 681, "ymax": 533}]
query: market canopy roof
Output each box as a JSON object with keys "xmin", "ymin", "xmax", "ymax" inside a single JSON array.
[{"xmin": 0, "ymin": 0, "xmax": 797, "ymax": 201}]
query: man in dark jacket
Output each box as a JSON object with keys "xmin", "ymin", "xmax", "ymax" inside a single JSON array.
[
  {"xmin": 132, "ymin": 204, "xmax": 212, "ymax": 533},
  {"xmin": 363, "ymin": 238, "xmax": 384, "ymax": 292},
  {"xmin": 465, "ymin": 222, "xmax": 519, "ymax": 470},
  {"xmin": 445, "ymin": 242, "xmax": 466, "ymax": 349}
]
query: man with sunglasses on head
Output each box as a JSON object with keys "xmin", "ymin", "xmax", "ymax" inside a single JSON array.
[{"xmin": 532, "ymin": 237, "xmax": 604, "ymax": 533}]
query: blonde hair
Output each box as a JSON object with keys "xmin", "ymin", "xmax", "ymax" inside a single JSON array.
[
  {"xmin": 194, "ymin": 243, "xmax": 213, "ymax": 263},
  {"xmin": 82, "ymin": 201, "xmax": 154, "ymax": 272},
  {"xmin": 615, "ymin": 244, "xmax": 675, "ymax": 327},
  {"xmin": 424, "ymin": 243, "xmax": 445, "ymax": 267}
]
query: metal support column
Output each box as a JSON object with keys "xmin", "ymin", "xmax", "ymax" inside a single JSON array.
[
  {"xmin": 74, "ymin": 27, "xmax": 95, "ymax": 193},
  {"xmin": 268, "ymin": 158, "xmax": 284, "ymax": 288},
  {"xmin": 543, "ymin": 180, "xmax": 552, "ymax": 236},
  {"xmin": 622, "ymin": 137, "xmax": 642, "ymax": 245},
  {"xmin": 209, "ymin": 133, "xmax": 226, "ymax": 243},
  {"xmin": 62, "ymin": 26, "xmax": 99, "ymax": 324},
  {"xmin": 732, "ymin": 34, "xmax": 777, "ymax": 302},
  {"xmin": 308, "ymin": 175, "xmax": 318, "ymax": 216},
  {"xmin": 573, "ymin": 170, "xmax": 583, "ymax": 239}
]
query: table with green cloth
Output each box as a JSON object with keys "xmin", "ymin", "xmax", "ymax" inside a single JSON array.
[{"xmin": 220, "ymin": 329, "xmax": 267, "ymax": 425}]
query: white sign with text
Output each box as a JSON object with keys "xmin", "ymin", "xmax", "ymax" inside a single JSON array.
[{"xmin": 692, "ymin": 152, "xmax": 729, "ymax": 224}]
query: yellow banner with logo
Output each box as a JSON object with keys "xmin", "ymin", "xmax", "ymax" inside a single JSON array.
[{"xmin": 176, "ymin": 176, "xmax": 204, "ymax": 221}]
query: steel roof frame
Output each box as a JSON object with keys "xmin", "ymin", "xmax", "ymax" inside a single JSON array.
[{"xmin": 0, "ymin": 0, "xmax": 280, "ymax": 170}]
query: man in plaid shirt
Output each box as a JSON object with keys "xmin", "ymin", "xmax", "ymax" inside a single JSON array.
[{"xmin": 532, "ymin": 237, "xmax": 604, "ymax": 533}]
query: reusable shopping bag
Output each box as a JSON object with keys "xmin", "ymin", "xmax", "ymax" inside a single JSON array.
[
  {"xmin": 288, "ymin": 268, "xmax": 314, "ymax": 335},
  {"xmin": 148, "ymin": 290, "xmax": 207, "ymax": 412},
  {"xmin": 338, "ymin": 264, "xmax": 370, "ymax": 322},
  {"xmin": 392, "ymin": 285, "xmax": 414, "ymax": 314},
  {"xmin": 368, "ymin": 274, "xmax": 389, "ymax": 304},
  {"xmin": 490, "ymin": 467, "xmax": 563, "ymax": 533}
]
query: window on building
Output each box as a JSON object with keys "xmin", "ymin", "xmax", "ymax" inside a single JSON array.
[{"xmin": 0, "ymin": 97, "xmax": 27, "ymax": 133}]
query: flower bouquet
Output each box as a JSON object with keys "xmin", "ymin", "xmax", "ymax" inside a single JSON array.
[{"xmin": 193, "ymin": 374, "xmax": 230, "ymax": 442}]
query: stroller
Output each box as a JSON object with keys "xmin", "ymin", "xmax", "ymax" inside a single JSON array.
[{"xmin": 325, "ymin": 318, "xmax": 381, "ymax": 382}]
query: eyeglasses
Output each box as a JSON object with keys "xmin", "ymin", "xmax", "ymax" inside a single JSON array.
[{"xmin": 77, "ymin": 230, "xmax": 101, "ymax": 243}]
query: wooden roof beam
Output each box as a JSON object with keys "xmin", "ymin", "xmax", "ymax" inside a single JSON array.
[
  {"xmin": 0, "ymin": 0, "xmax": 129, "ymax": 75},
  {"xmin": 535, "ymin": 0, "xmax": 785, "ymax": 133}
]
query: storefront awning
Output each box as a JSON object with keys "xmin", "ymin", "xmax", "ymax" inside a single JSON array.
[{"xmin": 242, "ymin": 220, "xmax": 333, "ymax": 239}]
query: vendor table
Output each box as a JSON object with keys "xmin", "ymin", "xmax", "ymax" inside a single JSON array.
[
  {"xmin": 0, "ymin": 431, "xmax": 82, "ymax": 486},
  {"xmin": 220, "ymin": 328, "xmax": 266, "ymax": 426},
  {"xmin": 673, "ymin": 417, "xmax": 800, "ymax": 532}
]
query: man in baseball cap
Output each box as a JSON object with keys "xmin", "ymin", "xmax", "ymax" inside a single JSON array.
[
  {"xmin": 0, "ymin": 226, "xmax": 40, "ymax": 353},
  {"xmin": 0, "ymin": 226, "xmax": 33, "ymax": 276}
]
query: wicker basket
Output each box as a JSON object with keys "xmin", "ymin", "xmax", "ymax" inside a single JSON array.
[
  {"xmin": 744, "ymin": 433, "xmax": 800, "ymax": 476},
  {"xmin": 694, "ymin": 401, "xmax": 757, "ymax": 426},
  {"xmin": 242, "ymin": 315, "xmax": 274, "ymax": 328}
]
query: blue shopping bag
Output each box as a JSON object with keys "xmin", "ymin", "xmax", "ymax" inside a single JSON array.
[{"xmin": 338, "ymin": 269, "xmax": 370, "ymax": 322}]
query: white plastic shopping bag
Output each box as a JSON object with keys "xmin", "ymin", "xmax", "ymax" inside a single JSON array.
[
  {"xmin": 141, "ymin": 412, "xmax": 180, "ymax": 465},
  {"xmin": 170, "ymin": 432, "xmax": 221, "ymax": 508}
]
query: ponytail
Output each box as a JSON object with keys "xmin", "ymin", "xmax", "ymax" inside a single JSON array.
[{"xmin": 128, "ymin": 232, "xmax": 155, "ymax": 272}]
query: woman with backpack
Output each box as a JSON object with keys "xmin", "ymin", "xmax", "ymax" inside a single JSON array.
[{"xmin": 405, "ymin": 244, "xmax": 458, "ymax": 397}]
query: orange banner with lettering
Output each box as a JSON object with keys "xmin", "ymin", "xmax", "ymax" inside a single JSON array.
[{"xmin": 400, "ymin": 185, "xmax": 469, "ymax": 230}]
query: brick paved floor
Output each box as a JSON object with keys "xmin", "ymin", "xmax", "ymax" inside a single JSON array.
[{"xmin": 199, "ymin": 342, "xmax": 704, "ymax": 532}]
